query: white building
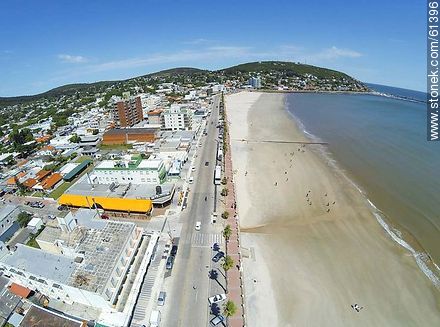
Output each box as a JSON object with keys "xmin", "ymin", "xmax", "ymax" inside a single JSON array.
[
  {"xmin": 248, "ymin": 76, "xmax": 262, "ymax": 88},
  {"xmin": 91, "ymin": 155, "xmax": 167, "ymax": 185},
  {"xmin": 0, "ymin": 209, "xmax": 143, "ymax": 310},
  {"xmin": 162, "ymin": 104, "xmax": 192, "ymax": 131}
]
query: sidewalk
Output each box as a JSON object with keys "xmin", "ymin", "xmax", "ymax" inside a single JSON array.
[{"xmin": 222, "ymin": 102, "xmax": 246, "ymax": 327}]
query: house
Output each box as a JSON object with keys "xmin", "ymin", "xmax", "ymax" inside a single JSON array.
[
  {"xmin": 41, "ymin": 173, "xmax": 63, "ymax": 191},
  {"xmin": 36, "ymin": 145, "xmax": 57, "ymax": 157}
]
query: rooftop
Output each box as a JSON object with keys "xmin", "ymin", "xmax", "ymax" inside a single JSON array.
[
  {"xmin": 95, "ymin": 156, "xmax": 163, "ymax": 171},
  {"xmin": 67, "ymin": 221, "xmax": 134, "ymax": 294},
  {"xmin": 64, "ymin": 175, "xmax": 174, "ymax": 201},
  {"xmin": 1, "ymin": 244, "xmax": 77, "ymax": 285},
  {"xmin": 19, "ymin": 305, "xmax": 83, "ymax": 327}
]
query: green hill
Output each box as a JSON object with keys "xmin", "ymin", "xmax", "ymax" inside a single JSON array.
[
  {"xmin": 220, "ymin": 61, "xmax": 354, "ymax": 80},
  {"xmin": 0, "ymin": 61, "xmax": 363, "ymax": 107}
]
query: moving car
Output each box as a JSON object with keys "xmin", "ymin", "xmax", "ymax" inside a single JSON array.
[
  {"xmin": 205, "ymin": 161, "xmax": 209, "ymax": 166},
  {"xmin": 210, "ymin": 315, "xmax": 225, "ymax": 326},
  {"xmin": 208, "ymin": 293, "xmax": 227, "ymax": 305},
  {"xmin": 212, "ymin": 251, "xmax": 224, "ymax": 263},
  {"xmin": 195, "ymin": 221, "xmax": 201, "ymax": 231},
  {"xmin": 188, "ymin": 177, "xmax": 194, "ymax": 184},
  {"xmin": 157, "ymin": 291, "xmax": 166, "ymax": 306},
  {"xmin": 191, "ymin": 166, "xmax": 196, "ymax": 172}
]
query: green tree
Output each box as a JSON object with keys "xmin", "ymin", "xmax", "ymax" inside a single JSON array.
[
  {"xmin": 223, "ymin": 224, "xmax": 232, "ymax": 241},
  {"xmin": 17, "ymin": 212, "xmax": 32, "ymax": 227},
  {"xmin": 222, "ymin": 255, "xmax": 234, "ymax": 272},
  {"xmin": 221, "ymin": 211, "xmax": 229, "ymax": 220},
  {"xmin": 221, "ymin": 177, "xmax": 227, "ymax": 185},
  {"xmin": 220, "ymin": 187, "xmax": 228, "ymax": 196},
  {"xmin": 224, "ymin": 300, "xmax": 237, "ymax": 318},
  {"xmin": 69, "ymin": 134, "xmax": 81, "ymax": 143}
]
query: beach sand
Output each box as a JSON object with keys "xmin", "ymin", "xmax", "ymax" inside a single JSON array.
[{"xmin": 226, "ymin": 92, "xmax": 440, "ymax": 326}]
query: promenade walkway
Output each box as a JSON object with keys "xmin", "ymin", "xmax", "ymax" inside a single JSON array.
[{"xmin": 222, "ymin": 103, "xmax": 246, "ymax": 327}]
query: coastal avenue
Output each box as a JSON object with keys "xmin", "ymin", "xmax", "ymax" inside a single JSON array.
[{"xmin": 161, "ymin": 94, "xmax": 226, "ymax": 326}]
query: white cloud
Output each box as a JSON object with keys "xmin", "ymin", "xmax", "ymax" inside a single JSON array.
[
  {"xmin": 51, "ymin": 44, "xmax": 363, "ymax": 81},
  {"xmin": 58, "ymin": 54, "xmax": 88, "ymax": 63},
  {"xmin": 182, "ymin": 38, "xmax": 213, "ymax": 45},
  {"xmin": 75, "ymin": 46, "xmax": 257, "ymax": 74},
  {"xmin": 310, "ymin": 46, "xmax": 362, "ymax": 61}
]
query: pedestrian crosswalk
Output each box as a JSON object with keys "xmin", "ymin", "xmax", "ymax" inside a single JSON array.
[{"xmin": 191, "ymin": 233, "xmax": 223, "ymax": 247}]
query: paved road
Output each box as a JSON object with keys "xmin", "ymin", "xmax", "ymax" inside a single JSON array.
[{"xmin": 161, "ymin": 95, "xmax": 227, "ymax": 327}]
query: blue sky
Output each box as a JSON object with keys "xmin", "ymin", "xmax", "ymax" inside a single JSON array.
[{"xmin": 0, "ymin": 0, "xmax": 425, "ymax": 96}]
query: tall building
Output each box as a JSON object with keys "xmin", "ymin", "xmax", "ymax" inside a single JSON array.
[
  {"xmin": 248, "ymin": 76, "xmax": 262, "ymax": 88},
  {"xmin": 162, "ymin": 104, "xmax": 192, "ymax": 131},
  {"xmin": 113, "ymin": 96, "xmax": 143, "ymax": 127}
]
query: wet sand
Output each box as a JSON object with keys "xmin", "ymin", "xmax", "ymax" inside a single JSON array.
[{"xmin": 226, "ymin": 91, "xmax": 440, "ymax": 326}]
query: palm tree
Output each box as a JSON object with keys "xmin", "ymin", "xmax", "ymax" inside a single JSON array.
[
  {"xmin": 224, "ymin": 300, "xmax": 237, "ymax": 318},
  {"xmin": 222, "ymin": 255, "xmax": 234, "ymax": 272},
  {"xmin": 223, "ymin": 224, "xmax": 232, "ymax": 241}
]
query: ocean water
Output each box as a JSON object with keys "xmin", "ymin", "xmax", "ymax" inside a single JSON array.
[{"xmin": 286, "ymin": 88, "xmax": 440, "ymax": 285}]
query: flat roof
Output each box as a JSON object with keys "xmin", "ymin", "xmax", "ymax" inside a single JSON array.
[
  {"xmin": 59, "ymin": 162, "xmax": 80, "ymax": 176},
  {"xmin": 20, "ymin": 305, "xmax": 83, "ymax": 327},
  {"xmin": 1, "ymin": 244, "xmax": 77, "ymax": 284},
  {"xmin": 137, "ymin": 159, "xmax": 162, "ymax": 169},
  {"xmin": 67, "ymin": 221, "xmax": 134, "ymax": 294},
  {"xmin": 0, "ymin": 205, "xmax": 19, "ymax": 222},
  {"xmin": 65, "ymin": 175, "xmax": 174, "ymax": 200}
]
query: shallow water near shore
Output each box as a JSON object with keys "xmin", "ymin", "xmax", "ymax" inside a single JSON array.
[{"xmin": 286, "ymin": 91, "xmax": 440, "ymax": 285}]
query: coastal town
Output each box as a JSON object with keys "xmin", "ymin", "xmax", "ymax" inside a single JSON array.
[{"xmin": 0, "ymin": 62, "xmax": 369, "ymax": 327}]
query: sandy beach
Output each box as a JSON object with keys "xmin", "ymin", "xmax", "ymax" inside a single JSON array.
[{"xmin": 226, "ymin": 92, "xmax": 440, "ymax": 326}]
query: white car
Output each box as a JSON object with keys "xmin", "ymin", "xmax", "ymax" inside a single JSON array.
[
  {"xmin": 208, "ymin": 293, "xmax": 226, "ymax": 304},
  {"xmin": 188, "ymin": 177, "xmax": 194, "ymax": 184},
  {"xmin": 191, "ymin": 166, "xmax": 196, "ymax": 172},
  {"xmin": 195, "ymin": 221, "xmax": 201, "ymax": 231}
]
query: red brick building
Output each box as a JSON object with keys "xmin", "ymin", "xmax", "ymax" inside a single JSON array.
[{"xmin": 113, "ymin": 96, "xmax": 143, "ymax": 127}]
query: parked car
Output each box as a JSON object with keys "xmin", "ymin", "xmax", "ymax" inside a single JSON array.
[
  {"xmin": 195, "ymin": 221, "xmax": 201, "ymax": 231},
  {"xmin": 209, "ymin": 269, "xmax": 218, "ymax": 280},
  {"xmin": 212, "ymin": 243, "xmax": 220, "ymax": 251},
  {"xmin": 57, "ymin": 205, "xmax": 68, "ymax": 211},
  {"xmin": 157, "ymin": 291, "xmax": 166, "ymax": 306},
  {"xmin": 210, "ymin": 315, "xmax": 225, "ymax": 326},
  {"xmin": 171, "ymin": 245, "xmax": 178, "ymax": 256},
  {"xmin": 210, "ymin": 303, "xmax": 220, "ymax": 315},
  {"xmin": 101, "ymin": 214, "xmax": 109, "ymax": 220},
  {"xmin": 208, "ymin": 293, "xmax": 227, "ymax": 305},
  {"xmin": 212, "ymin": 251, "xmax": 224, "ymax": 263},
  {"xmin": 205, "ymin": 161, "xmax": 209, "ymax": 166},
  {"xmin": 149, "ymin": 310, "xmax": 161, "ymax": 327},
  {"xmin": 166, "ymin": 256, "xmax": 175, "ymax": 270}
]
